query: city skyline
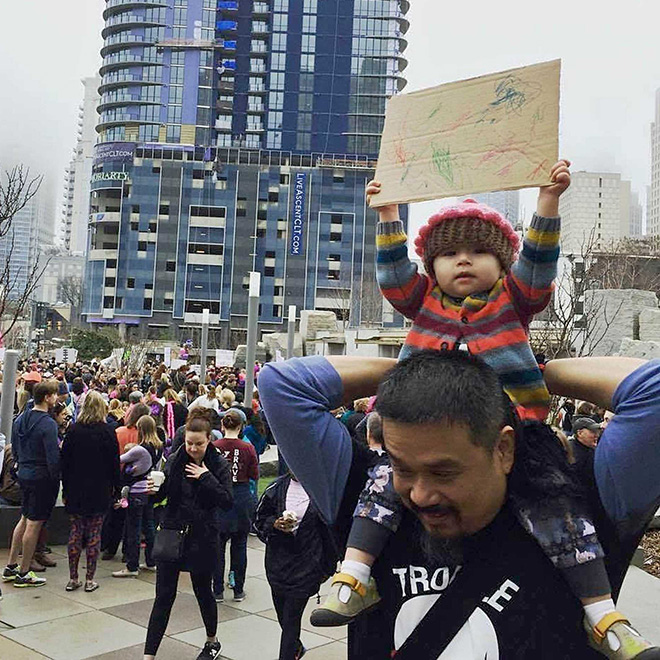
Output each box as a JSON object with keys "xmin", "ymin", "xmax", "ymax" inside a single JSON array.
[{"xmin": 2, "ymin": 0, "xmax": 660, "ymax": 240}]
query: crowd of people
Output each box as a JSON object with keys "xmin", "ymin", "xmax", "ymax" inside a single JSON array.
[
  {"xmin": 0, "ymin": 358, "xmax": 275, "ymax": 660},
  {"xmin": 1, "ymin": 161, "xmax": 660, "ymax": 660}
]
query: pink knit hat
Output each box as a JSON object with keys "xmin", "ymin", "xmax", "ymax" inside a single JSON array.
[{"xmin": 414, "ymin": 199, "xmax": 520, "ymax": 276}]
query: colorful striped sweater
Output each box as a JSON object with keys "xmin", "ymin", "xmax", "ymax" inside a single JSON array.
[{"xmin": 376, "ymin": 213, "xmax": 561, "ymax": 422}]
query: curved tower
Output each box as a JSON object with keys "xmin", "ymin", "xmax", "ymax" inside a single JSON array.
[{"xmin": 98, "ymin": 0, "xmax": 168, "ymax": 144}]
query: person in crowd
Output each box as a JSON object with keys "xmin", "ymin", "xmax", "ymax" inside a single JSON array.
[
  {"xmin": 70, "ymin": 377, "xmax": 87, "ymax": 422},
  {"xmin": 106, "ymin": 398, "xmax": 125, "ymax": 430},
  {"xmin": 217, "ymin": 387, "xmax": 235, "ymax": 412},
  {"xmin": 212, "ymin": 410, "xmax": 259, "ymax": 602},
  {"xmin": 243, "ymin": 410, "xmax": 268, "ymax": 457},
  {"xmin": 171, "ymin": 407, "xmax": 214, "ymax": 455},
  {"xmin": 255, "ymin": 473, "xmax": 337, "ymax": 660},
  {"xmin": 61, "ymin": 391, "xmax": 120, "ymax": 592},
  {"xmin": 560, "ymin": 398, "xmax": 576, "ymax": 434},
  {"xmin": 101, "ymin": 401, "xmax": 152, "ymax": 561},
  {"xmin": 51, "ymin": 400, "xmax": 71, "ymax": 447},
  {"xmin": 116, "ymin": 403, "xmax": 151, "ymax": 453},
  {"xmin": 189, "ymin": 384, "xmax": 220, "ymax": 413},
  {"xmin": 163, "ymin": 389, "xmax": 188, "ymax": 447},
  {"xmin": 0, "ymin": 442, "xmax": 22, "ymax": 507},
  {"xmin": 3, "ymin": 380, "xmax": 60, "ymax": 588},
  {"xmin": 18, "ymin": 370, "xmax": 42, "ymax": 413},
  {"xmin": 170, "ymin": 363, "xmax": 189, "ymax": 393},
  {"xmin": 342, "ymin": 398, "xmax": 370, "ymax": 442},
  {"xmin": 569, "ymin": 416, "xmax": 602, "ymax": 471},
  {"xmin": 143, "ymin": 415, "xmax": 233, "ymax": 660},
  {"xmin": 182, "ymin": 379, "xmax": 199, "ymax": 407},
  {"xmin": 113, "ymin": 415, "xmax": 162, "ymax": 578}
]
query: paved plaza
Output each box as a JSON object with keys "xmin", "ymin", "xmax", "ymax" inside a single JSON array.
[
  {"xmin": 0, "ymin": 534, "xmax": 659, "ymax": 659},
  {"xmin": 0, "ymin": 535, "xmax": 346, "ymax": 660}
]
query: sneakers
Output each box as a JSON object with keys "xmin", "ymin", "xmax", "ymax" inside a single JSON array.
[
  {"xmin": 311, "ymin": 573, "xmax": 381, "ymax": 627},
  {"xmin": 140, "ymin": 564, "xmax": 157, "ymax": 572},
  {"xmin": 112, "ymin": 568, "xmax": 139, "ymax": 578},
  {"xmin": 14, "ymin": 571, "xmax": 47, "ymax": 588},
  {"xmin": 196, "ymin": 640, "xmax": 222, "ymax": 659},
  {"xmin": 2, "ymin": 565, "xmax": 19, "ymax": 582},
  {"xmin": 233, "ymin": 590, "xmax": 246, "ymax": 602},
  {"xmin": 294, "ymin": 643, "xmax": 307, "ymax": 659},
  {"xmin": 214, "ymin": 591, "xmax": 224, "ymax": 603},
  {"xmin": 587, "ymin": 613, "xmax": 660, "ymax": 659}
]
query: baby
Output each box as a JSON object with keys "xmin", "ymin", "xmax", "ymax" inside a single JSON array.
[{"xmin": 312, "ymin": 162, "xmax": 657, "ymax": 659}]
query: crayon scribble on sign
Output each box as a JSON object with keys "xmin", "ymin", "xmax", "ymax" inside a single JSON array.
[{"xmin": 373, "ymin": 59, "xmax": 561, "ymax": 206}]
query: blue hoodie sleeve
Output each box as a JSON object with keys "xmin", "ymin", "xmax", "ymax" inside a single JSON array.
[
  {"xmin": 258, "ymin": 356, "xmax": 353, "ymax": 525},
  {"xmin": 42, "ymin": 417, "xmax": 61, "ymax": 481},
  {"xmin": 595, "ymin": 359, "xmax": 660, "ymax": 527}
]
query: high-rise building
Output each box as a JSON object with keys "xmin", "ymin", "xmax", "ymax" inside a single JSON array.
[
  {"xmin": 558, "ymin": 171, "xmax": 631, "ymax": 254},
  {"xmin": 0, "ymin": 187, "xmax": 53, "ymax": 299},
  {"xmin": 630, "ymin": 191, "xmax": 643, "ymax": 237},
  {"xmin": 63, "ymin": 76, "xmax": 101, "ymax": 254},
  {"xmin": 83, "ymin": 0, "xmax": 409, "ymax": 344},
  {"xmin": 650, "ymin": 89, "xmax": 660, "ymax": 235},
  {"xmin": 468, "ymin": 190, "xmax": 520, "ymax": 227}
]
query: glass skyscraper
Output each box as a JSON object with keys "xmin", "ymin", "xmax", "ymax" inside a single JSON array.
[{"xmin": 84, "ymin": 0, "xmax": 409, "ymax": 345}]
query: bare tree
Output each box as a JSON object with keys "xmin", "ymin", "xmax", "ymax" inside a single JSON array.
[
  {"xmin": 0, "ymin": 167, "xmax": 50, "ymax": 343},
  {"xmin": 529, "ymin": 227, "xmax": 626, "ymax": 360},
  {"xmin": 58, "ymin": 275, "xmax": 84, "ymax": 309},
  {"xmin": 0, "ymin": 166, "xmax": 42, "ymax": 233}
]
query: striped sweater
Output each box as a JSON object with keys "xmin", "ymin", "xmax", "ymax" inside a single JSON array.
[{"xmin": 376, "ymin": 213, "xmax": 561, "ymax": 422}]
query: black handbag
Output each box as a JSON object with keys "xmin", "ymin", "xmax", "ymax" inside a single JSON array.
[{"xmin": 152, "ymin": 525, "xmax": 189, "ymax": 563}]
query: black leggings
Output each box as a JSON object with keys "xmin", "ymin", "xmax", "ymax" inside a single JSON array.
[
  {"xmin": 144, "ymin": 563, "xmax": 216, "ymax": 655},
  {"xmin": 271, "ymin": 590, "xmax": 308, "ymax": 660}
]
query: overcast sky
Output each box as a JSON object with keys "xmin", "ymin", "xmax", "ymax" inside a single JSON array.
[{"xmin": 1, "ymin": 0, "xmax": 659, "ymax": 233}]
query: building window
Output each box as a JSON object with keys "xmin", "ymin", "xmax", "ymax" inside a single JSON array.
[
  {"xmin": 103, "ymin": 296, "xmax": 114, "ymax": 308},
  {"xmin": 264, "ymin": 266, "xmax": 275, "ymax": 276},
  {"xmin": 138, "ymin": 241, "xmax": 148, "ymax": 251},
  {"xmin": 166, "ymin": 260, "xmax": 176, "ymax": 272},
  {"xmin": 160, "ymin": 204, "xmax": 170, "ymax": 216},
  {"xmin": 265, "ymin": 250, "xmax": 276, "ymax": 258},
  {"xmin": 127, "ymin": 278, "xmax": 135, "ymax": 288},
  {"xmin": 330, "ymin": 231, "xmax": 342, "ymax": 242},
  {"xmin": 105, "ymin": 277, "xmax": 116, "ymax": 287},
  {"xmin": 143, "ymin": 299, "xmax": 152, "ymax": 311}
]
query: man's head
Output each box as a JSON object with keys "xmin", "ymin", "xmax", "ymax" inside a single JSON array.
[
  {"xmin": 375, "ymin": 350, "xmax": 515, "ymax": 540},
  {"xmin": 33, "ymin": 380, "xmax": 59, "ymax": 409},
  {"xmin": 366, "ymin": 412, "xmax": 383, "ymax": 450},
  {"xmin": 572, "ymin": 417, "xmax": 601, "ymax": 449}
]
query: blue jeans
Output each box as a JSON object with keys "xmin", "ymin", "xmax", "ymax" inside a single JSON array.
[
  {"xmin": 213, "ymin": 531, "xmax": 248, "ymax": 596},
  {"xmin": 125, "ymin": 492, "xmax": 155, "ymax": 572}
]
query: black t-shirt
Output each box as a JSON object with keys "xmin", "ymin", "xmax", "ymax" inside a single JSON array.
[{"xmin": 336, "ymin": 443, "xmax": 615, "ymax": 659}]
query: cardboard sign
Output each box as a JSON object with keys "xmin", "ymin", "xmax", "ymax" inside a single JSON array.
[
  {"xmin": 55, "ymin": 347, "xmax": 78, "ymax": 365},
  {"xmin": 215, "ymin": 349, "xmax": 234, "ymax": 367},
  {"xmin": 373, "ymin": 59, "xmax": 561, "ymax": 206}
]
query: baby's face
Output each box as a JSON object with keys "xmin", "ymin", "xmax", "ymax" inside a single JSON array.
[{"xmin": 432, "ymin": 244, "xmax": 503, "ymax": 298}]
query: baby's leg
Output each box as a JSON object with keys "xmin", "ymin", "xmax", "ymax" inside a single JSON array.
[
  {"xmin": 311, "ymin": 459, "xmax": 403, "ymax": 627},
  {"xmin": 511, "ymin": 423, "xmax": 659, "ymax": 659}
]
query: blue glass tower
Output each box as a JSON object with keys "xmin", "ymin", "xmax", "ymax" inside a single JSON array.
[{"xmin": 85, "ymin": 0, "xmax": 409, "ymax": 345}]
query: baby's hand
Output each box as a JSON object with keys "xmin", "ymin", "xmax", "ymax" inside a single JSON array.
[
  {"xmin": 540, "ymin": 159, "xmax": 571, "ymax": 199},
  {"xmin": 366, "ymin": 180, "xmax": 399, "ymax": 222}
]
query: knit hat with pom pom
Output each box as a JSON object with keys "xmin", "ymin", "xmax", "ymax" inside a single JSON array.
[{"xmin": 414, "ymin": 199, "xmax": 521, "ymax": 277}]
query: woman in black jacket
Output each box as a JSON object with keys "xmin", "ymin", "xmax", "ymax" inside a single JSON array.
[
  {"xmin": 144, "ymin": 415, "xmax": 233, "ymax": 660},
  {"xmin": 61, "ymin": 391, "xmax": 120, "ymax": 592},
  {"xmin": 254, "ymin": 474, "xmax": 337, "ymax": 660}
]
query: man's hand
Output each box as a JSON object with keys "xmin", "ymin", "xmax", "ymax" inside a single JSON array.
[
  {"xmin": 367, "ymin": 180, "xmax": 399, "ymax": 223},
  {"xmin": 537, "ymin": 159, "xmax": 571, "ymax": 217},
  {"xmin": 145, "ymin": 476, "xmax": 157, "ymax": 495},
  {"xmin": 185, "ymin": 463, "xmax": 209, "ymax": 480},
  {"xmin": 273, "ymin": 516, "xmax": 296, "ymax": 533}
]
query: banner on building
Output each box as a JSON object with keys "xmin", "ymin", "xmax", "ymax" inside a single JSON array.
[
  {"xmin": 94, "ymin": 142, "xmax": 135, "ymax": 165},
  {"xmin": 290, "ymin": 172, "xmax": 307, "ymax": 256},
  {"xmin": 374, "ymin": 59, "xmax": 560, "ymax": 205}
]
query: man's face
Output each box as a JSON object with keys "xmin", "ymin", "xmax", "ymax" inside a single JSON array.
[
  {"xmin": 384, "ymin": 419, "xmax": 514, "ymax": 539},
  {"xmin": 576, "ymin": 427, "xmax": 599, "ymax": 449},
  {"xmin": 46, "ymin": 392, "xmax": 58, "ymax": 411}
]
